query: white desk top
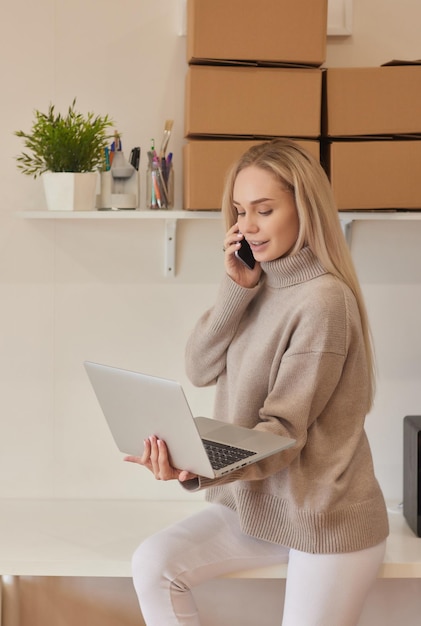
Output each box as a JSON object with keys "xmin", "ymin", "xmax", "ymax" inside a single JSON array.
[
  {"xmin": 0, "ymin": 499, "xmax": 208, "ymax": 578},
  {"xmin": 0, "ymin": 499, "xmax": 419, "ymax": 579}
]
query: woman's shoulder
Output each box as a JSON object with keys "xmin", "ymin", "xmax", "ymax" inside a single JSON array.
[
  {"xmin": 295, "ymin": 273, "xmax": 361, "ymax": 338},
  {"xmin": 302, "ymin": 271, "xmax": 354, "ymax": 308}
]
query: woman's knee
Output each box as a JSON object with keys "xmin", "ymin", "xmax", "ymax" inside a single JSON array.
[{"xmin": 132, "ymin": 533, "xmax": 171, "ymax": 595}]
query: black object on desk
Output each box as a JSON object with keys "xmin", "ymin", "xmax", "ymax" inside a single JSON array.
[{"xmin": 403, "ymin": 415, "xmax": 421, "ymax": 536}]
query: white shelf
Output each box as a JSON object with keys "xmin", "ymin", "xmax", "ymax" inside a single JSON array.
[
  {"xmin": 16, "ymin": 209, "xmax": 421, "ymax": 270},
  {"xmin": 16, "ymin": 210, "xmax": 222, "ymax": 277},
  {"xmin": 15, "ymin": 209, "xmax": 222, "ymax": 219},
  {"xmin": 16, "ymin": 209, "xmax": 421, "ymax": 221},
  {"xmin": 338, "ymin": 211, "xmax": 421, "ymax": 221},
  {"xmin": 338, "ymin": 211, "xmax": 421, "ymax": 243}
]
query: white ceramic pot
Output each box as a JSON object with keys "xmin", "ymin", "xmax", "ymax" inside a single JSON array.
[{"xmin": 42, "ymin": 171, "xmax": 98, "ymax": 211}]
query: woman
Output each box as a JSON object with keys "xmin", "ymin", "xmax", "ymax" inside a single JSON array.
[{"xmin": 126, "ymin": 139, "xmax": 389, "ymax": 625}]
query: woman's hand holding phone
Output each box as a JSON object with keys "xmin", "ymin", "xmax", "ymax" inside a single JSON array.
[
  {"xmin": 223, "ymin": 224, "xmax": 261, "ymax": 288},
  {"xmin": 235, "ymin": 238, "xmax": 255, "ymax": 269}
]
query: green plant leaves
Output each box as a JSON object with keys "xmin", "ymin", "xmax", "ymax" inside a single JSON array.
[{"xmin": 15, "ymin": 99, "xmax": 114, "ymax": 178}]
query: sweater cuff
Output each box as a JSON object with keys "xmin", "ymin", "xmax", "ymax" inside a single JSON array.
[
  {"xmin": 179, "ymin": 476, "xmax": 215, "ymax": 492},
  {"xmin": 209, "ymin": 274, "xmax": 261, "ymax": 333},
  {"xmin": 179, "ymin": 477, "xmax": 201, "ymax": 491}
]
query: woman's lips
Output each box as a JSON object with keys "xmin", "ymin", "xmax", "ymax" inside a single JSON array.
[{"xmin": 249, "ymin": 241, "xmax": 268, "ymax": 253}]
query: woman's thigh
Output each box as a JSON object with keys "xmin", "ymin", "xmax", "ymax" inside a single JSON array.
[
  {"xmin": 282, "ymin": 540, "xmax": 387, "ymax": 626},
  {"xmin": 132, "ymin": 504, "xmax": 289, "ymax": 625},
  {"xmin": 132, "ymin": 503, "xmax": 289, "ymax": 586}
]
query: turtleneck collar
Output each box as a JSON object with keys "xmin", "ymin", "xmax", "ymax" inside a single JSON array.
[{"xmin": 261, "ymin": 246, "xmax": 327, "ymax": 288}]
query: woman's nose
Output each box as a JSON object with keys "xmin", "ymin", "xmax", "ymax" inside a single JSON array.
[{"xmin": 242, "ymin": 215, "xmax": 258, "ymax": 234}]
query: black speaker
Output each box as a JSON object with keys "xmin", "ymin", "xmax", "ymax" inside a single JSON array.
[{"xmin": 403, "ymin": 415, "xmax": 421, "ymax": 536}]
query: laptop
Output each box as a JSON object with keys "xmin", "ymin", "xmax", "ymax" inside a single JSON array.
[{"xmin": 84, "ymin": 361, "xmax": 295, "ymax": 480}]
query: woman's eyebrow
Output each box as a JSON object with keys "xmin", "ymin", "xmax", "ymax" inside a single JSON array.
[{"xmin": 233, "ymin": 197, "xmax": 274, "ymax": 206}]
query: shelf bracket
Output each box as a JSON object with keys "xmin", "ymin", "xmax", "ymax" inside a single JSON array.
[
  {"xmin": 340, "ymin": 217, "xmax": 353, "ymax": 247},
  {"xmin": 165, "ymin": 219, "xmax": 177, "ymax": 277}
]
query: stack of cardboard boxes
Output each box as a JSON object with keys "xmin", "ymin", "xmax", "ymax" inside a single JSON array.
[
  {"xmin": 324, "ymin": 64, "xmax": 421, "ymax": 210},
  {"xmin": 183, "ymin": 0, "xmax": 328, "ymax": 210}
]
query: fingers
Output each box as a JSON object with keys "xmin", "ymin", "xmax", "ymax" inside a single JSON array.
[
  {"xmin": 123, "ymin": 437, "xmax": 152, "ymax": 467},
  {"xmin": 124, "ymin": 436, "xmax": 178, "ymax": 481},
  {"xmin": 152, "ymin": 437, "xmax": 180, "ymax": 481},
  {"xmin": 144, "ymin": 436, "xmax": 169, "ymax": 479},
  {"xmin": 148, "ymin": 435, "xmax": 160, "ymax": 475},
  {"xmin": 223, "ymin": 223, "xmax": 261, "ymax": 288},
  {"xmin": 124, "ymin": 436, "xmax": 197, "ymax": 482},
  {"xmin": 223, "ymin": 223, "xmax": 242, "ymax": 256},
  {"xmin": 178, "ymin": 470, "xmax": 198, "ymax": 482}
]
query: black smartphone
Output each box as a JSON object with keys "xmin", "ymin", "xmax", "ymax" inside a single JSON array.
[{"xmin": 235, "ymin": 238, "xmax": 255, "ymax": 269}]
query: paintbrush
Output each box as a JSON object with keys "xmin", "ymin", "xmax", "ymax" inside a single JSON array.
[{"xmin": 159, "ymin": 119, "xmax": 174, "ymax": 159}]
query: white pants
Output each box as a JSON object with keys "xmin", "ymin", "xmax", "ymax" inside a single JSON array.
[{"xmin": 132, "ymin": 504, "xmax": 386, "ymax": 626}]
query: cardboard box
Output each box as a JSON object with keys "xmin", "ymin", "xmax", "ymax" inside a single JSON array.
[
  {"xmin": 328, "ymin": 140, "xmax": 421, "ymax": 210},
  {"xmin": 324, "ymin": 66, "xmax": 421, "ymax": 137},
  {"xmin": 183, "ymin": 139, "xmax": 320, "ymax": 210},
  {"xmin": 187, "ymin": 0, "xmax": 327, "ymax": 67},
  {"xmin": 185, "ymin": 66, "xmax": 322, "ymax": 138}
]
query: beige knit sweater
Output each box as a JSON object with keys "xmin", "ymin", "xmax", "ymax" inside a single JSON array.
[{"xmin": 184, "ymin": 247, "xmax": 389, "ymax": 554}]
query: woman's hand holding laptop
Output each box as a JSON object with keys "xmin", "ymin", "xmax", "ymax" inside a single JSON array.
[{"xmin": 124, "ymin": 435, "xmax": 198, "ymax": 482}]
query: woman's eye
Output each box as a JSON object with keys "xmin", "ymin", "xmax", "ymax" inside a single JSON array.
[
  {"xmin": 259, "ymin": 209, "xmax": 273, "ymax": 216},
  {"xmin": 236, "ymin": 211, "xmax": 245, "ymax": 217}
]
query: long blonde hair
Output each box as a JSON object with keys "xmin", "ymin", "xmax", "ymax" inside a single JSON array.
[{"xmin": 222, "ymin": 138, "xmax": 376, "ymax": 408}]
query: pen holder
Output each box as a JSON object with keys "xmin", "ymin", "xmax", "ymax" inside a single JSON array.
[
  {"xmin": 96, "ymin": 169, "xmax": 140, "ymax": 210},
  {"xmin": 146, "ymin": 159, "xmax": 174, "ymax": 210}
]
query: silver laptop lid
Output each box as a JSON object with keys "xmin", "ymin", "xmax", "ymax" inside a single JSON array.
[{"xmin": 84, "ymin": 361, "xmax": 215, "ymax": 477}]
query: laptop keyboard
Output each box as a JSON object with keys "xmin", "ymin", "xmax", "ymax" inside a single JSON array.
[{"xmin": 202, "ymin": 439, "xmax": 257, "ymax": 470}]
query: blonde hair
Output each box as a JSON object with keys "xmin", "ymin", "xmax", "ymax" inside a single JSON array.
[{"xmin": 222, "ymin": 138, "xmax": 376, "ymax": 408}]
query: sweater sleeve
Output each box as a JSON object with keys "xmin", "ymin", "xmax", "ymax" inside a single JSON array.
[
  {"xmin": 182, "ymin": 281, "xmax": 362, "ymax": 492},
  {"xmin": 181, "ymin": 350, "xmax": 347, "ymax": 492},
  {"xmin": 185, "ymin": 274, "xmax": 261, "ymax": 387}
]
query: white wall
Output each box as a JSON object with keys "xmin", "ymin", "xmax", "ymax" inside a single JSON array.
[
  {"xmin": 326, "ymin": 0, "xmax": 421, "ymax": 502},
  {"xmin": 0, "ymin": 0, "xmax": 420, "ymax": 508},
  {"xmin": 326, "ymin": 0, "xmax": 421, "ymax": 67}
]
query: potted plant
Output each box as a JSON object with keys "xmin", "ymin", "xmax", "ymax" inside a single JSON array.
[{"xmin": 15, "ymin": 99, "xmax": 114, "ymax": 211}]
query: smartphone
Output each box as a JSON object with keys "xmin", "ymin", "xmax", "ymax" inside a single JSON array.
[{"xmin": 235, "ymin": 237, "xmax": 255, "ymax": 270}]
